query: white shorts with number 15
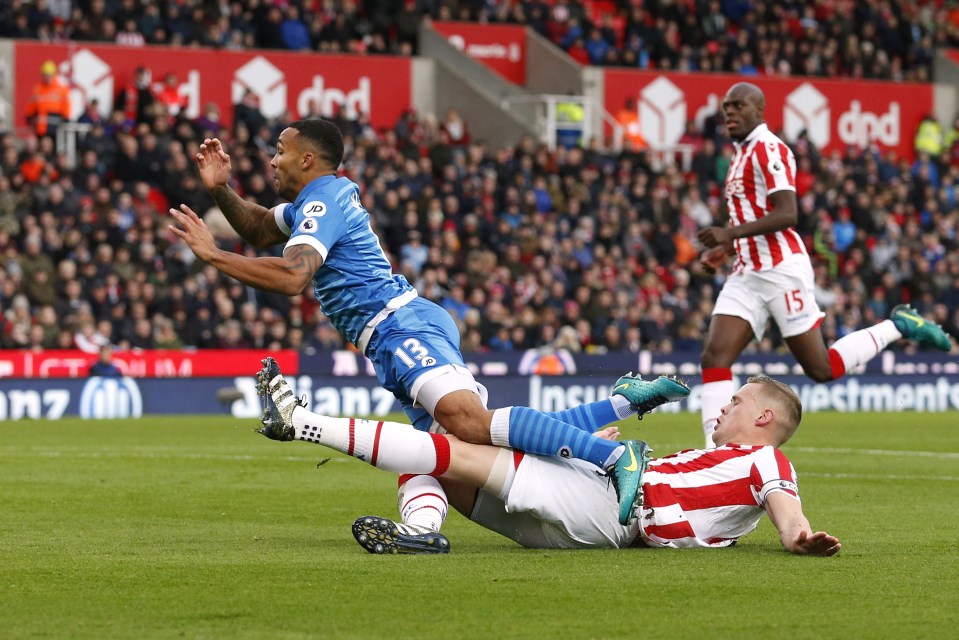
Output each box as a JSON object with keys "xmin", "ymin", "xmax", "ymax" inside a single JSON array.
[{"xmin": 713, "ymin": 255, "xmax": 825, "ymax": 340}]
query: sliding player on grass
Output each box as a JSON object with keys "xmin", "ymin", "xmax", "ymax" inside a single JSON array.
[
  {"xmin": 169, "ymin": 119, "xmax": 689, "ymax": 536},
  {"xmin": 256, "ymin": 359, "xmax": 839, "ymax": 557}
]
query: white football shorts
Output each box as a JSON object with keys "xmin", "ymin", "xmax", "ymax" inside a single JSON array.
[
  {"xmin": 469, "ymin": 454, "xmax": 639, "ymax": 549},
  {"xmin": 713, "ymin": 256, "xmax": 825, "ymax": 340}
]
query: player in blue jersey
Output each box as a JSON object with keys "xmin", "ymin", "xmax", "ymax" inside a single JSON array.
[{"xmin": 168, "ymin": 119, "xmax": 690, "ymax": 544}]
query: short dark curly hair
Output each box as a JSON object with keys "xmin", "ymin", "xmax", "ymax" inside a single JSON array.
[{"xmin": 289, "ymin": 118, "xmax": 344, "ymax": 169}]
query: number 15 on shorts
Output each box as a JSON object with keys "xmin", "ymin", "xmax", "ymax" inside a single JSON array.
[{"xmin": 784, "ymin": 289, "xmax": 804, "ymax": 313}]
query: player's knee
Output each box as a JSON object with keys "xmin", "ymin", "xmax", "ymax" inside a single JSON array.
[
  {"xmin": 700, "ymin": 344, "xmax": 728, "ymax": 369},
  {"xmin": 803, "ymin": 364, "xmax": 834, "ymax": 383},
  {"xmin": 433, "ymin": 394, "xmax": 493, "ymax": 444},
  {"xmin": 453, "ymin": 417, "xmax": 494, "ymax": 444}
]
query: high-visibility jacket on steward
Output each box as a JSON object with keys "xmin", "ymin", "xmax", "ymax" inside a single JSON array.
[{"xmin": 25, "ymin": 79, "xmax": 71, "ymax": 136}]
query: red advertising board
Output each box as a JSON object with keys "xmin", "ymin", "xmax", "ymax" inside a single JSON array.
[
  {"xmin": 432, "ymin": 21, "xmax": 526, "ymax": 85},
  {"xmin": 0, "ymin": 349, "xmax": 299, "ymax": 379},
  {"xmin": 604, "ymin": 70, "xmax": 932, "ymax": 160},
  {"xmin": 14, "ymin": 42, "xmax": 411, "ymax": 131}
]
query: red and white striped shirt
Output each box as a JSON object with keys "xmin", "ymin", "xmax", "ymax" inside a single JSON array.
[
  {"xmin": 724, "ymin": 123, "xmax": 807, "ymax": 272},
  {"xmin": 638, "ymin": 445, "xmax": 800, "ymax": 548}
]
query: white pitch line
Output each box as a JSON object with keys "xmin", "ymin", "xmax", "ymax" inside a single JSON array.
[
  {"xmin": 0, "ymin": 449, "xmax": 348, "ymax": 463},
  {"xmin": 2, "ymin": 446, "xmax": 957, "ymax": 466},
  {"xmin": 802, "ymin": 472, "xmax": 959, "ymax": 482},
  {"xmin": 788, "ymin": 446, "xmax": 959, "ymax": 460}
]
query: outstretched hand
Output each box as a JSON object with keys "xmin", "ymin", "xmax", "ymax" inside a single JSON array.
[
  {"xmin": 594, "ymin": 426, "xmax": 620, "ymax": 441},
  {"xmin": 195, "ymin": 137, "xmax": 232, "ymax": 191},
  {"xmin": 790, "ymin": 530, "xmax": 842, "ymax": 557},
  {"xmin": 168, "ymin": 204, "xmax": 218, "ymax": 262},
  {"xmin": 700, "ymin": 246, "xmax": 729, "ymax": 274}
]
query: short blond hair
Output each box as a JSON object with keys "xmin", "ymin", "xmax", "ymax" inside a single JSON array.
[{"xmin": 747, "ymin": 375, "xmax": 802, "ymax": 442}]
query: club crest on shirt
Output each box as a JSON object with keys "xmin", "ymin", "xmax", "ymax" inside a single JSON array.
[
  {"xmin": 303, "ymin": 201, "xmax": 327, "ymax": 217},
  {"xmin": 298, "ymin": 218, "xmax": 318, "ymax": 233}
]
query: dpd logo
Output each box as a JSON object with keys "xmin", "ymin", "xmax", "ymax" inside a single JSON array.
[
  {"xmin": 638, "ymin": 76, "xmax": 686, "ymax": 150},
  {"xmin": 59, "ymin": 49, "xmax": 113, "ymax": 120},
  {"xmin": 784, "ymin": 83, "xmax": 830, "ymax": 149},
  {"xmin": 233, "ymin": 56, "xmax": 287, "ymax": 119}
]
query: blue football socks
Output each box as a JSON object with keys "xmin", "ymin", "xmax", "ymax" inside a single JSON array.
[
  {"xmin": 545, "ymin": 398, "xmax": 625, "ymax": 433},
  {"xmin": 506, "ymin": 406, "xmax": 622, "ymax": 468}
]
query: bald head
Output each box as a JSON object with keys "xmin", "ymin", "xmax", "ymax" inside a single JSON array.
[
  {"xmin": 730, "ymin": 83, "xmax": 765, "ymax": 107},
  {"xmin": 722, "ymin": 83, "xmax": 766, "ymax": 140}
]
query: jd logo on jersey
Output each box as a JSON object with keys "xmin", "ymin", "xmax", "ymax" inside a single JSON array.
[{"xmin": 303, "ymin": 201, "xmax": 327, "ymax": 217}]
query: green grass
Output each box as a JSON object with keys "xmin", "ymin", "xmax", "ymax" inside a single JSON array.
[{"xmin": 1, "ymin": 411, "xmax": 957, "ymax": 639}]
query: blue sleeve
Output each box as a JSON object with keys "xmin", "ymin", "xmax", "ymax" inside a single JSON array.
[{"xmin": 286, "ymin": 195, "xmax": 347, "ymax": 262}]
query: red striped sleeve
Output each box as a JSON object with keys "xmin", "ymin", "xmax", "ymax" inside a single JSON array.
[
  {"xmin": 773, "ymin": 448, "xmax": 795, "ymax": 482},
  {"xmin": 778, "ymin": 142, "xmax": 795, "ymax": 184}
]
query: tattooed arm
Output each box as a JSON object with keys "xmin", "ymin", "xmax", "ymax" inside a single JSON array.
[
  {"xmin": 209, "ymin": 184, "xmax": 289, "ymax": 248},
  {"xmin": 169, "ymin": 205, "xmax": 319, "ymax": 296},
  {"xmin": 194, "ymin": 137, "xmax": 287, "ymax": 248}
]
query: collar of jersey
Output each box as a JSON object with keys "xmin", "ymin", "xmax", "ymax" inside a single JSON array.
[
  {"xmin": 734, "ymin": 122, "xmax": 769, "ymax": 148},
  {"xmin": 293, "ymin": 174, "xmax": 337, "ymax": 207}
]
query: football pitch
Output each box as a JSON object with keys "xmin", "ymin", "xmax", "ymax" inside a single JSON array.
[{"xmin": 1, "ymin": 410, "xmax": 957, "ymax": 639}]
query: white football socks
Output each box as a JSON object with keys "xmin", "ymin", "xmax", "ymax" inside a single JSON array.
[
  {"xmin": 701, "ymin": 377, "xmax": 735, "ymax": 449},
  {"xmin": 398, "ymin": 475, "xmax": 448, "ymax": 532},
  {"xmin": 292, "ymin": 411, "xmax": 450, "ymax": 476},
  {"xmin": 827, "ymin": 320, "xmax": 902, "ymax": 376}
]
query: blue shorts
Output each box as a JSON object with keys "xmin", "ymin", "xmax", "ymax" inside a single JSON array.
[{"xmin": 365, "ymin": 297, "xmax": 466, "ymax": 430}]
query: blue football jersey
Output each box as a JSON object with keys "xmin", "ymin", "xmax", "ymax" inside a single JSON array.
[{"xmin": 274, "ymin": 175, "xmax": 413, "ymax": 346}]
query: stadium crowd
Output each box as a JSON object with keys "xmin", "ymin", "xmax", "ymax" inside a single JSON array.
[
  {"xmin": 0, "ymin": 0, "xmax": 958, "ymax": 357},
  {"xmin": 1, "ymin": 1, "xmax": 955, "ymax": 81}
]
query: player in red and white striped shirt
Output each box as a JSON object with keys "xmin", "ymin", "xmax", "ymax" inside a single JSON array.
[
  {"xmin": 259, "ymin": 367, "xmax": 840, "ymax": 556},
  {"xmin": 697, "ymin": 82, "xmax": 952, "ymax": 448},
  {"xmin": 638, "ymin": 375, "xmax": 808, "ymax": 549}
]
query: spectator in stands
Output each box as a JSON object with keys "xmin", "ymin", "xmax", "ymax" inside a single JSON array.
[
  {"xmin": 116, "ymin": 16, "xmax": 145, "ymax": 47},
  {"xmin": 154, "ymin": 73, "xmax": 187, "ymax": 121},
  {"xmin": 194, "ymin": 103, "xmax": 224, "ymax": 139},
  {"xmin": 2, "ymin": 12, "xmax": 959, "ymax": 367},
  {"xmin": 88, "ymin": 344, "xmax": 123, "ymax": 377},
  {"xmin": 616, "ymin": 97, "xmax": 646, "ymax": 151},
  {"xmin": 233, "ymin": 89, "xmax": 266, "ymax": 137},
  {"xmin": 116, "ymin": 67, "xmax": 155, "ymax": 127},
  {"xmin": 24, "ymin": 60, "xmax": 71, "ymax": 138},
  {"xmin": 915, "ymin": 114, "xmax": 943, "ymax": 157},
  {"xmin": 257, "ymin": 6, "xmax": 286, "ymax": 49},
  {"xmin": 440, "ymin": 109, "xmax": 471, "ymax": 147},
  {"xmin": 281, "ymin": 5, "xmax": 311, "ymax": 51}
]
